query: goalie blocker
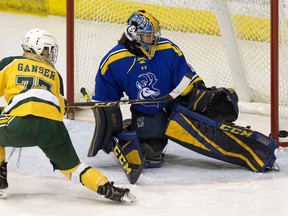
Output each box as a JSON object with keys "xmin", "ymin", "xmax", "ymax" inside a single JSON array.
[{"xmin": 165, "ymin": 105, "xmax": 276, "ymax": 172}]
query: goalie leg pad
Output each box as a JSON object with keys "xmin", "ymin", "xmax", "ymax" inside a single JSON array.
[
  {"xmin": 114, "ymin": 131, "xmax": 144, "ymax": 184},
  {"xmin": 115, "ymin": 131, "xmax": 144, "ymax": 166},
  {"xmin": 88, "ymin": 107, "xmax": 123, "ymax": 157},
  {"xmin": 165, "ymin": 105, "xmax": 276, "ymax": 172}
]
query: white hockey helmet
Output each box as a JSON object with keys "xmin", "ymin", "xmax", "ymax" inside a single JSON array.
[{"xmin": 22, "ymin": 28, "xmax": 58, "ymax": 64}]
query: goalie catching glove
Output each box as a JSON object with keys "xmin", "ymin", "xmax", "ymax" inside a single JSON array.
[{"xmin": 180, "ymin": 81, "xmax": 239, "ymax": 123}]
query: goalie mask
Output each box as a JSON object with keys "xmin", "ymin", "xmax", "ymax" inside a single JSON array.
[
  {"xmin": 125, "ymin": 10, "xmax": 161, "ymax": 59},
  {"xmin": 22, "ymin": 28, "xmax": 58, "ymax": 64}
]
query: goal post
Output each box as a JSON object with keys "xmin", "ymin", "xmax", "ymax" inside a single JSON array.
[
  {"xmin": 66, "ymin": 0, "xmax": 288, "ymax": 147},
  {"xmin": 270, "ymin": 0, "xmax": 281, "ymax": 146},
  {"xmin": 66, "ymin": 0, "xmax": 75, "ymax": 120}
]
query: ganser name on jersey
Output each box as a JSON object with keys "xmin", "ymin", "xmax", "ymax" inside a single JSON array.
[{"xmin": 17, "ymin": 63, "xmax": 56, "ymax": 80}]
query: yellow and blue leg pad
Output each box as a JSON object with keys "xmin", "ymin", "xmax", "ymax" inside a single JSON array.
[
  {"xmin": 115, "ymin": 131, "xmax": 144, "ymax": 166},
  {"xmin": 165, "ymin": 105, "xmax": 276, "ymax": 172},
  {"xmin": 114, "ymin": 131, "xmax": 144, "ymax": 184}
]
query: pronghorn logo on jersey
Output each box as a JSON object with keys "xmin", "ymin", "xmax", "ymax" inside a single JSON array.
[{"xmin": 136, "ymin": 72, "xmax": 160, "ymax": 107}]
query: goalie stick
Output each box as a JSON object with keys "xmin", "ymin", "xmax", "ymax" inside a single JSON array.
[
  {"xmin": 69, "ymin": 72, "xmax": 193, "ymax": 107},
  {"xmin": 80, "ymin": 88, "xmax": 144, "ymax": 184}
]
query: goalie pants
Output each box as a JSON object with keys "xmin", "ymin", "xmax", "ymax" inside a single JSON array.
[
  {"xmin": 130, "ymin": 107, "xmax": 168, "ymax": 139},
  {"xmin": 0, "ymin": 115, "xmax": 80, "ymax": 170},
  {"xmin": 130, "ymin": 108, "xmax": 168, "ymax": 159}
]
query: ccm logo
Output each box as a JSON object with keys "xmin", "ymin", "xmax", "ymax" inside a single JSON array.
[
  {"xmin": 113, "ymin": 145, "xmax": 132, "ymax": 174},
  {"xmin": 220, "ymin": 124, "xmax": 253, "ymax": 137}
]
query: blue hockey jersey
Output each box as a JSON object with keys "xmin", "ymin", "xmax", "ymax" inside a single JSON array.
[{"xmin": 92, "ymin": 37, "xmax": 200, "ymax": 115}]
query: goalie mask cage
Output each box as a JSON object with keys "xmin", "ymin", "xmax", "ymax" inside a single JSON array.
[{"xmin": 66, "ymin": 0, "xmax": 288, "ymax": 147}]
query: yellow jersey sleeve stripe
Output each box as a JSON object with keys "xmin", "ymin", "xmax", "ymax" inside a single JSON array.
[
  {"xmin": 180, "ymin": 76, "xmax": 203, "ymax": 96},
  {"xmin": 157, "ymin": 42, "xmax": 183, "ymax": 56},
  {"xmin": 100, "ymin": 50, "xmax": 135, "ymax": 75}
]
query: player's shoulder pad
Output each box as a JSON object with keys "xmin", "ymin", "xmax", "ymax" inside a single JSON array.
[
  {"xmin": 100, "ymin": 45, "xmax": 135, "ymax": 75},
  {"xmin": 101, "ymin": 45, "xmax": 135, "ymax": 65},
  {"xmin": 157, "ymin": 37, "xmax": 183, "ymax": 56},
  {"xmin": 0, "ymin": 56, "xmax": 25, "ymax": 71}
]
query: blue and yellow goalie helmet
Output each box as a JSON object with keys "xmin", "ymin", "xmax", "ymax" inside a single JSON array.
[{"xmin": 125, "ymin": 10, "xmax": 161, "ymax": 59}]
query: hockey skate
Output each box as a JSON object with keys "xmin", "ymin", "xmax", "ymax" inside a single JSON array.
[
  {"xmin": 97, "ymin": 181, "xmax": 136, "ymax": 202},
  {"xmin": 266, "ymin": 162, "xmax": 280, "ymax": 172},
  {"xmin": 0, "ymin": 162, "xmax": 8, "ymax": 199},
  {"xmin": 141, "ymin": 140, "xmax": 166, "ymax": 168}
]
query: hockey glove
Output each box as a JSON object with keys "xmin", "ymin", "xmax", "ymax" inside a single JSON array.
[
  {"xmin": 185, "ymin": 86, "xmax": 239, "ymax": 122},
  {"xmin": 97, "ymin": 181, "xmax": 136, "ymax": 202}
]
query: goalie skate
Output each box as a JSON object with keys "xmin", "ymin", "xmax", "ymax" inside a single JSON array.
[
  {"xmin": 270, "ymin": 162, "xmax": 280, "ymax": 171},
  {"xmin": 266, "ymin": 162, "xmax": 280, "ymax": 172},
  {"xmin": 0, "ymin": 189, "xmax": 7, "ymax": 199}
]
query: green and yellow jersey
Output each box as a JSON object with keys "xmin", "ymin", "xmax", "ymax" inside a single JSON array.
[{"xmin": 0, "ymin": 54, "xmax": 66, "ymax": 121}]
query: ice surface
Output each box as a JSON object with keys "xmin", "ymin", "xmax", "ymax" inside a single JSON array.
[{"xmin": 1, "ymin": 12, "xmax": 288, "ymax": 216}]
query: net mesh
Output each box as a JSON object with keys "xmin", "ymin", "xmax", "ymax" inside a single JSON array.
[{"xmin": 73, "ymin": 0, "xmax": 288, "ymax": 126}]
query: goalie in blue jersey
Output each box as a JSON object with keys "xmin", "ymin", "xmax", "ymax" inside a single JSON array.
[{"xmin": 90, "ymin": 10, "xmax": 277, "ymax": 182}]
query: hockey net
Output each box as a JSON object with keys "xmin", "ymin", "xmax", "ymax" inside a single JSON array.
[{"xmin": 67, "ymin": 0, "xmax": 288, "ymax": 146}]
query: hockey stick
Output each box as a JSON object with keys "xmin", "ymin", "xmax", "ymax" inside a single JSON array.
[
  {"xmin": 69, "ymin": 72, "xmax": 193, "ymax": 107},
  {"xmin": 80, "ymin": 88, "xmax": 144, "ymax": 184}
]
